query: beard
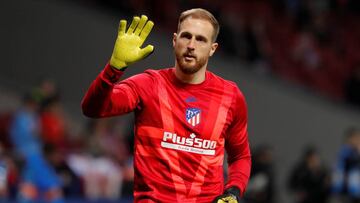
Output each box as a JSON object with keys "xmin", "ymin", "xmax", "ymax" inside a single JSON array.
[{"xmin": 175, "ymin": 50, "xmax": 207, "ymax": 75}]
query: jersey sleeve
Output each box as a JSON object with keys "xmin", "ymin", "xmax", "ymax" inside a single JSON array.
[
  {"xmin": 224, "ymin": 86, "xmax": 251, "ymax": 196},
  {"xmin": 81, "ymin": 63, "xmax": 154, "ymax": 118}
]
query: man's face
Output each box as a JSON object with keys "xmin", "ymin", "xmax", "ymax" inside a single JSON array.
[{"xmin": 173, "ymin": 17, "xmax": 218, "ymax": 74}]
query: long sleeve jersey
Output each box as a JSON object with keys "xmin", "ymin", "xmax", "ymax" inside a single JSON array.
[{"xmin": 82, "ymin": 64, "xmax": 251, "ymax": 202}]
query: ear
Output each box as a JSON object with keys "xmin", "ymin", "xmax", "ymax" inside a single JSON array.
[
  {"xmin": 209, "ymin": 42, "xmax": 218, "ymax": 57},
  {"xmin": 172, "ymin": 33, "xmax": 177, "ymax": 48}
]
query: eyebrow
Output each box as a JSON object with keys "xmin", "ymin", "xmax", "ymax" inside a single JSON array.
[{"xmin": 180, "ymin": 31, "xmax": 209, "ymax": 42}]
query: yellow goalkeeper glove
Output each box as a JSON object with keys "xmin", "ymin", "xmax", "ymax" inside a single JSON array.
[
  {"xmin": 212, "ymin": 187, "xmax": 241, "ymax": 203},
  {"xmin": 110, "ymin": 15, "xmax": 154, "ymax": 70}
]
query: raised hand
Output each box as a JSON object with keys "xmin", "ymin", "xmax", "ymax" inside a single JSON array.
[{"xmin": 110, "ymin": 15, "xmax": 154, "ymax": 70}]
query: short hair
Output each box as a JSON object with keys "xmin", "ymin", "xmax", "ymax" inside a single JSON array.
[{"xmin": 177, "ymin": 8, "xmax": 219, "ymax": 42}]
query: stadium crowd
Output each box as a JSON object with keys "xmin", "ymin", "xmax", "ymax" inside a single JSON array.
[{"xmin": 0, "ymin": 80, "xmax": 134, "ymax": 202}]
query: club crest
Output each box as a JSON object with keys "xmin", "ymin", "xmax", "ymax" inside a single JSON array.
[{"xmin": 186, "ymin": 107, "xmax": 201, "ymax": 127}]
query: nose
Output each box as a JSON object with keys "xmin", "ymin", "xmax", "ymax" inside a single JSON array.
[{"xmin": 187, "ymin": 37, "xmax": 195, "ymax": 50}]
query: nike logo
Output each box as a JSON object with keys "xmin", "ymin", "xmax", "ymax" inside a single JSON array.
[{"xmin": 185, "ymin": 96, "xmax": 197, "ymax": 103}]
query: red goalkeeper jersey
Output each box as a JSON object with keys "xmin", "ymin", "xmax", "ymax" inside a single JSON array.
[{"xmin": 82, "ymin": 64, "xmax": 251, "ymax": 202}]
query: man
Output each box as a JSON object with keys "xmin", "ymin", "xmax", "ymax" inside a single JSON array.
[
  {"xmin": 288, "ymin": 146, "xmax": 330, "ymax": 203},
  {"xmin": 10, "ymin": 93, "xmax": 64, "ymax": 203},
  {"xmin": 332, "ymin": 127, "xmax": 360, "ymax": 203},
  {"xmin": 82, "ymin": 8, "xmax": 251, "ymax": 203}
]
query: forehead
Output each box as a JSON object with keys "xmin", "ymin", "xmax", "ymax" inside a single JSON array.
[{"xmin": 178, "ymin": 17, "xmax": 214, "ymax": 39}]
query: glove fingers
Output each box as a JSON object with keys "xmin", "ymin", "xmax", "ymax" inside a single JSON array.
[
  {"xmin": 134, "ymin": 15, "xmax": 148, "ymax": 36},
  {"xmin": 118, "ymin": 20, "xmax": 127, "ymax": 36},
  {"xmin": 139, "ymin": 20, "xmax": 154, "ymax": 46},
  {"xmin": 214, "ymin": 194, "xmax": 238, "ymax": 203},
  {"xmin": 217, "ymin": 198, "xmax": 237, "ymax": 203},
  {"xmin": 139, "ymin": 45, "xmax": 154, "ymax": 59},
  {"xmin": 127, "ymin": 16, "xmax": 140, "ymax": 34}
]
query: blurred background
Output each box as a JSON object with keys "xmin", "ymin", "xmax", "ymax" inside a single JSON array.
[{"xmin": 1, "ymin": 0, "xmax": 360, "ymax": 202}]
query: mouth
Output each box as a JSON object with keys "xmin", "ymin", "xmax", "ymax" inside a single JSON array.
[{"xmin": 183, "ymin": 53, "xmax": 196, "ymax": 61}]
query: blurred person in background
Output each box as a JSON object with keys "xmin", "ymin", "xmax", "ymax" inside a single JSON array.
[
  {"xmin": 0, "ymin": 142, "xmax": 19, "ymax": 201},
  {"xmin": 32, "ymin": 79, "xmax": 68, "ymax": 150},
  {"xmin": 291, "ymin": 29, "xmax": 321, "ymax": 71},
  {"xmin": 64, "ymin": 118, "xmax": 126, "ymax": 201},
  {"xmin": 40, "ymin": 96, "xmax": 68, "ymax": 151},
  {"xmin": 9, "ymin": 92, "xmax": 64, "ymax": 203},
  {"xmin": 332, "ymin": 127, "xmax": 360, "ymax": 203},
  {"xmin": 2, "ymin": 147, "xmax": 20, "ymax": 200},
  {"xmin": 288, "ymin": 145, "xmax": 331, "ymax": 203},
  {"xmin": 81, "ymin": 154, "xmax": 122, "ymax": 200},
  {"xmin": 0, "ymin": 142, "xmax": 8, "ymax": 200},
  {"xmin": 43, "ymin": 144, "xmax": 83, "ymax": 199},
  {"xmin": 244, "ymin": 144, "xmax": 275, "ymax": 203},
  {"xmin": 66, "ymin": 144, "xmax": 123, "ymax": 201},
  {"xmin": 0, "ymin": 109, "xmax": 14, "ymax": 150},
  {"xmin": 121, "ymin": 156, "xmax": 134, "ymax": 199},
  {"xmin": 82, "ymin": 8, "xmax": 251, "ymax": 203},
  {"xmin": 84, "ymin": 118, "xmax": 124, "ymax": 200},
  {"xmin": 86, "ymin": 118, "xmax": 130, "ymax": 165}
]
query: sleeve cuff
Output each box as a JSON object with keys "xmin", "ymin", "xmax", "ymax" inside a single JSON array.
[
  {"xmin": 225, "ymin": 182, "xmax": 245, "ymax": 197},
  {"xmin": 225, "ymin": 186, "xmax": 241, "ymax": 197},
  {"xmin": 100, "ymin": 63, "xmax": 125, "ymax": 84}
]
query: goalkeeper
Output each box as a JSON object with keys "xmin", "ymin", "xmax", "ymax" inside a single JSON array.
[{"xmin": 82, "ymin": 8, "xmax": 251, "ymax": 203}]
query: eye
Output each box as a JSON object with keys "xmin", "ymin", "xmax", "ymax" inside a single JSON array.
[
  {"xmin": 180, "ymin": 32, "xmax": 192, "ymax": 39},
  {"xmin": 196, "ymin": 36, "xmax": 207, "ymax": 43}
]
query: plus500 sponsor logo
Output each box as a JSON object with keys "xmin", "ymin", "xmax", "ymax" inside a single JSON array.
[{"xmin": 161, "ymin": 132, "xmax": 216, "ymax": 155}]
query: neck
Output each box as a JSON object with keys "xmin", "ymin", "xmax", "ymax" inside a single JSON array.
[{"xmin": 174, "ymin": 64, "xmax": 207, "ymax": 84}]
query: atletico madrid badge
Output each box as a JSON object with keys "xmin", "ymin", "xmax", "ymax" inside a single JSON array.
[{"xmin": 186, "ymin": 107, "xmax": 201, "ymax": 127}]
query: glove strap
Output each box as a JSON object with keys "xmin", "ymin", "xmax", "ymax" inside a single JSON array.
[{"xmin": 225, "ymin": 186, "xmax": 241, "ymax": 200}]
